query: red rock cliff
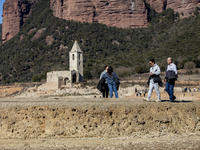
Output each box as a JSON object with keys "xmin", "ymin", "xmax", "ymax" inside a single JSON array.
[
  {"xmin": 3, "ymin": 0, "xmax": 200, "ymax": 43},
  {"xmin": 50, "ymin": 0, "xmax": 148, "ymax": 28},
  {"xmin": 146, "ymin": 0, "xmax": 200, "ymax": 16},
  {"xmin": 2, "ymin": 0, "xmax": 32, "ymax": 43}
]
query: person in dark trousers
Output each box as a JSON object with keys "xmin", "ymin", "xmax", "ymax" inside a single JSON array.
[
  {"xmin": 102, "ymin": 66, "xmax": 118, "ymax": 98},
  {"xmin": 100, "ymin": 65, "xmax": 109, "ymax": 98},
  {"xmin": 165, "ymin": 57, "xmax": 178, "ymax": 102}
]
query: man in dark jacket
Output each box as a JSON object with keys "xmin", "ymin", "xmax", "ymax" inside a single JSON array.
[
  {"xmin": 165, "ymin": 57, "xmax": 178, "ymax": 102},
  {"xmin": 99, "ymin": 65, "xmax": 109, "ymax": 98}
]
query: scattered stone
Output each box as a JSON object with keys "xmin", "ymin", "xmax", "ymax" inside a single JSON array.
[
  {"xmin": 31, "ymin": 28, "xmax": 46, "ymax": 41},
  {"xmin": 46, "ymin": 35, "xmax": 54, "ymax": 45},
  {"xmin": 112, "ymin": 40, "xmax": 120, "ymax": 46},
  {"xmin": 27, "ymin": 28, "xmax": 37, "ymax": 35},
  {"xmin": 20, "ymin": 34, "xmax": 25, "ymax": 41}
]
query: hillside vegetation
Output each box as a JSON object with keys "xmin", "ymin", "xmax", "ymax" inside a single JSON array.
[
  {"xmin": 0, "ymin": 24, "xmax": 2, "ymax": 34},
  {"xmin": 0, "ymin": 24, "xmax": 2, "ymax": 44},
  {"xmin": 0, "ymin": 0, "xmax": 200, "ymax": 83}
]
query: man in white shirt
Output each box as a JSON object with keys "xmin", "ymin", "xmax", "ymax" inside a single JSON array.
[{"xmin": 165, "ymin": 57, "xmax": 178, "ymax": 102}]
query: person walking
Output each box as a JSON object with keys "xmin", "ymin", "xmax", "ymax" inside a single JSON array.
[
  {"xmin": 102, "ymin": 66, "xmax": 118, "ymax": 98},
  {"xmin": 140, "ymin": 91, "xmax": 142, "ymax": 97},
  {"xmin": 165, "ymin": 57, "xmax": 178, "ymax": 102},
  {"xmin": 99, "ymin": 65, "xmax": 109, "ymax": 98},
  {"xmin": 143, "ymin": 58, "xmax": 162, "ymax": 102},
  {"xmin": 185, "ymin": 87, "xmax": 187, "ymax": 93}
]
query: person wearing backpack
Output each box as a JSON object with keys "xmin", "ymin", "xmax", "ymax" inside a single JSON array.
[
  {"xmin": 143, "ymin": 58, "xmax": 162, "ymax": 102},
  {"xmin": 102, "ymin": 66, "xmax": 118, "ymax": 98},
  {"xmin": 165, "ymin": 57, "xmax": 178, "ymax": 102}
]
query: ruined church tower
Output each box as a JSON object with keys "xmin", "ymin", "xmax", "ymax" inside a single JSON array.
[{"xmin": 69, "ymin": 41, "xmax": 83, "ymax": 82}]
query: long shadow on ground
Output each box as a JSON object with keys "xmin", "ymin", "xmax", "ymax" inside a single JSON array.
[{"xmin": 161, "ymin": 100, "xmax": 193, "ymax": 103}]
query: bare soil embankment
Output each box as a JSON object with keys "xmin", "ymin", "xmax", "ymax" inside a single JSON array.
[{"xmin": 0, "ymin": 98, "xmax": 200, "ymax": 149}]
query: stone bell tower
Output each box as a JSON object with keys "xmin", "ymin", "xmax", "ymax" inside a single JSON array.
[{"xmin": 69, "ymin": 41, "xmax": 83, "ymax": 82}]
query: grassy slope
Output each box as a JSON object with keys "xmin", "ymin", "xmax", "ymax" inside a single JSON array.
[{"xmin": 0, "ymin": 0, "xmax": 200, "ymax": 83}]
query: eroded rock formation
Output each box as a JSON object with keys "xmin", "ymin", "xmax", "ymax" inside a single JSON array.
[
  {"xmin": 50, "ymin": 0, "xmax": 148, "ymax": 28},
  {"xmin": 2, "ymin": 0, "xmax": 34, "ymax": 43},
  {"xmin": 2, "ymin": 0, "xmax": 200, "ymax": 43},
  {"xmin": 146, "ymin": 0, "xmax": 200, "ymax": 16}
]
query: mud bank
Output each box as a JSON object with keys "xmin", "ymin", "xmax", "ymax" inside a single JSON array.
[{"xmin": 0, "ymin": 98, "xmax": 200, "ymax": 139}]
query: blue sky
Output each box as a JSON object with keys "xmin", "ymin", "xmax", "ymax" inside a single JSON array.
[{"xmin": 0, "ymin": 0, "xmax": 5, "ymax": 24}]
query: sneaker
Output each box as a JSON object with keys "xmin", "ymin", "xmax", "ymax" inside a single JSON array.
[
  {"xmin": 155, "ymin": 99, "xmax": 161, "ymax": 102},
  {"xmin": 143, "ymin": 98, "xmax": 150, "ymax": 102}
]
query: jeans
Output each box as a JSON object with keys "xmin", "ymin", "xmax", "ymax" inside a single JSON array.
[
  {"xmin": 166, "ymin": 81, "xmax": 175, "ymax": 101},
  {"xmin": 108, "ymin": 82, "xmax": 118, "ymax": 98},
  {"xmin": 147, "ymin": 79, "xmax": 160, "ymax": 99}
]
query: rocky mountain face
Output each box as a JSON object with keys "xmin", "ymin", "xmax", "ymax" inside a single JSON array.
[
  {"xmin": 2, "ymin": 0, "xmax": 200, "ymax": 43},
  {"xmin": 50, "ymin": 0, "xmax": 148, "ymax": 28},
  {"xmin": 146, "ymin": 0, "xmax": 200, "ymax": 16},
  {"xmin": 2, "ymin": 0, "xmax": 36, "ymax": 43}
]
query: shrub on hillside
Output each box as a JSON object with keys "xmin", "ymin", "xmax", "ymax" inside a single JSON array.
[{"xmin": 1, "ymin": 0, "xmax": 200, "ymax": 83}]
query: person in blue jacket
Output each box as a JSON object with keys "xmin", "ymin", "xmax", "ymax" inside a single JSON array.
[{"xmin": 102, "ymin": 66, "xmax": 118, "ymax": 98}]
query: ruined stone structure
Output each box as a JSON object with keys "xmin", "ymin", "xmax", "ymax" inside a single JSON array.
[{"xmin": 39, "ymin": 41, "xmax": 83, "ymax": 90}]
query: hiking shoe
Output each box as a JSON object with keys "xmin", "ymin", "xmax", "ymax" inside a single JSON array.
[
  {"xmin": 173, "ymin": 96, "xmax": 176, "ymax": 101},
  {"xmin": 143, "ymin": 98, "xmax": 150, "ymax": 102},
  {"xmin": 155, "ymin": 99, "xmax": 161, "ymax": 102}
]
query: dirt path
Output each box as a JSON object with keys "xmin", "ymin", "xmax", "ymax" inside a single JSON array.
[{"xmin": 0, "ymin": 134, "xmax": 200, "ymax": 149}]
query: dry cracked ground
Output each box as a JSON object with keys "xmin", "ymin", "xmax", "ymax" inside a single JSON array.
[{"xmin": 0, "ymin": 97, "xmax": 200, "ymax": 149}]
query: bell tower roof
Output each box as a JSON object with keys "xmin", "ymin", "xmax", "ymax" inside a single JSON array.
[{"xmin": 70, "ymin": 41, "xmax": 82, "ymax": 53}]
